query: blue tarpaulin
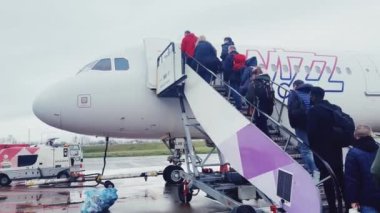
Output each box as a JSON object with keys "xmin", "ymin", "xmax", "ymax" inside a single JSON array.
[{"xmin": 81, "ymin": 188, "xmax": 118, "ymax": 213}]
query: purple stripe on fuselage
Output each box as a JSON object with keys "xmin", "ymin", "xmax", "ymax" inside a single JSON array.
[{"xmin": 237, "ymin": 124, "xmax": 293, "ymax": 179}]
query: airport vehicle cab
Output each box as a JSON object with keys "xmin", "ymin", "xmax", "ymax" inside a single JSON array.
[{"xmin": 0, "ymin": 141, "xmax": 83, "ymax": 186}]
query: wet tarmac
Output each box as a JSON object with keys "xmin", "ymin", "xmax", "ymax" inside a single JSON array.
[{"xmin": 0, "ymin": 155, "xmax": 231, "ymax": 213}]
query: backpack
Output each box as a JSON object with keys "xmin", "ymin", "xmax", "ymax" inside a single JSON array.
[
  {"xmin": 320, "ymin": 103, "xmax": 355, "ymax": 147},
  {"xmin": 232, "ymin": 53, "xmax": 246, "ymax": 72},
  {"xmin": 288, "ymin": 91, "xmax": 308, "ymax": 130},
  {"xmin": 254, "ymin": 79, "xmax": 275, "ymax": 116}
]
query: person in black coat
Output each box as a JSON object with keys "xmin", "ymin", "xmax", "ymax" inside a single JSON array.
[
  {"xmin": 193, "ymin": 35, "xmax": 220, "ymax": 82},
  {"xmin": 307, "ymin": 86, "xmax": 344, "ymax": 213},
  {"xmin": 344, "ymin": 125, "xmax": 380, "ymax": 212},
  {"xmin": 246, "ymin": 67, "xmax": 271, "ymax": 136},
  {"xmin": 220, "ymin": 37, "xmax": 234, "ymax": 62}
]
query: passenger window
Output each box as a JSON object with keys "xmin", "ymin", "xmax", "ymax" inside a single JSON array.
[
  {"xmin": 336, "ymin": 67, "xmax": 342, "ymax": 74},
  {"xmin": 271, "ymin": 64, "xmax": 277, "ymax": 72},
  {"xmin": 346, "ymin": 67, "xmax": 352, "ymax": 74},
  {"xmin": 315, "ymin": 66, "xmax": 321, "ymax": 73},
  {"xmin": 305, "ymin": 66, "xmax": 311, "ymax": 73},
  {"xmin": 326, "ymin": 66, "xmax": 332, "ymax": 73},
  {"xmin": 92, "ymin": 58, "xmax": 111, "ymax": 71},
  {"xmin": 282, "ymin": 65, "xmax": 289, "ymax": 72},
  {"xmin": 115, "ymin": 58, "xmax": 129, "ymax": 71},
  {"xmin": 18, "ymin": 155, "xmax": 38, "ymax": 167},
  {"xmin": 293, "ymin": 65, "xmax": 300, "ymax": 73}
]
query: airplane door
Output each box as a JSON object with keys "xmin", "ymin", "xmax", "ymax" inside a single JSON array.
[{"xmin": 356, "ymin": 55, "xmax": 380, "ymax": 95}]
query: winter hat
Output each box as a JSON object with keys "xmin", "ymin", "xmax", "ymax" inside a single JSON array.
[
  {"xmin": 224, "ymin": 37, "xmax": 233, "ymax": 43},
  {"xmin": 293, "ymin": 80, "xmax": 304, "ymax": 88}
]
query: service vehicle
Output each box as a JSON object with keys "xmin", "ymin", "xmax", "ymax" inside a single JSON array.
[{"xmin": 0, "ymin": 142, "xmax": 83, "ymax": 186}]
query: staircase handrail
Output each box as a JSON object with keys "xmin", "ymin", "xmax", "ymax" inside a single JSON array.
[
  {"xmin": 157, "ymin": 42, "xmax": 175, "ymax": 67},
  {"xmin": 184, "ymin": 54, "xmax": 344, "ymax": 212}
]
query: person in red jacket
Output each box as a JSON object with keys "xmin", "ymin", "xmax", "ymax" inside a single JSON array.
[{"xmin": 181, "ymin": 30, "xmax": 197, "ymax": 66}]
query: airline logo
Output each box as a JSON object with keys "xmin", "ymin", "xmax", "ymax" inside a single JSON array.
[{"xmin": 246, "ymin": 49, "xmax": 344, "ymax": 98}]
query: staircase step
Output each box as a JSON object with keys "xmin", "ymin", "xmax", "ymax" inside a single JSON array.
[
  {"xmin": 289, "ymin": 153, "xmax": 302, "ymax": 159},
  {"xmin": 270, "ymin": 136, "xmax": 288, "ymax": 143},
  {"xmin": 212, "ymin": 183, "xmax": 238, "ymax": 191}
]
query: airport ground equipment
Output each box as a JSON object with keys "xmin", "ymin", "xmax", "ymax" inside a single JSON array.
[
  {"xmin": 22, "ymin": 170, "xmax": 162, "ymax": 188},
  {"xmin": 0, "ymin": 143, "xmax": 83, "ymax": 187},
  {"xmin": 152, "ymin": 41, "xmax": 344, "ymax": 213}
]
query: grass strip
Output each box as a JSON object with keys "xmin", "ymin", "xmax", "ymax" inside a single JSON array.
[{"xmin": 82, "ymin": 141, "xmax": 214, "ymax": 158}]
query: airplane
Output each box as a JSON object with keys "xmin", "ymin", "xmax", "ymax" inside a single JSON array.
[{"xmin": 32, "ymin": 38, "xmax": 380, "ymax": 213}]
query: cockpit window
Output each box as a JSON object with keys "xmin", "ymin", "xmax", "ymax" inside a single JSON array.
[
  {"xmin": 92, "ymin": 58, "xmax": 111, "ymax": 71},
  {"xmin": 115, "ymin": 58, "xmax": 129, "ymax": 70}
]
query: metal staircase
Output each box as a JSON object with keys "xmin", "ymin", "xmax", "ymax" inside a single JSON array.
[
  {"xmin": 153, "ymin": 41, "xmax": 344, "ymax": 212},
  {"xmin": 191, "ymin": 57, "xmax": 345, "ymax": 213}
]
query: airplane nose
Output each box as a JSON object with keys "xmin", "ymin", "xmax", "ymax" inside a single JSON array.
[{"xmin": 33, "ymin": 86, "xmax": 62, "ymax": 128}]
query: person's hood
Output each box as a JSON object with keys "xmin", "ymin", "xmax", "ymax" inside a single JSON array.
[
  {"xmin": 256, "ymin": 73, "xmax": 271, "ymax": 81},
  {"xmin": 296, "ymin": 83, "xmax": 313, "ymax": 93},
  {"xmin": 353, "ymin": 136, "xmax": 379, "ymax": 153}
]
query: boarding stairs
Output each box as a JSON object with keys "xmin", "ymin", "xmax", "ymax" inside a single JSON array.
[{"xmin": 147, "ymin": 40, "xmax": 344, "ymax": 213}]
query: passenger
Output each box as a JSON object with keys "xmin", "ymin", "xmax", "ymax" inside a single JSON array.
[
  {"xmin": 223, "ymin": 45, "xmax": 243, "ymax": 110},
  {"xmin": 307, "ymin": 86, "xmax": 344, "ymax": 213},
  {"xmin": 192, "ymin": 35, "xmax": 220, "ymax": 82},
  {"xmin": 344, "ymin": 125, "xmax": 380, "ymax": 213},
  {"xmin": 246, "ymin": 67, "xmax": 273, "ymax": 136},
  {"xmin": 181, "ymin": 30, "xmax": 198, "ymax": 66},
  {"xmin": 287, "ymin": 80, "xmax": 318, "ymax": 177},
  {"xmin": 239, "ymin": 66, "xmax": 255, "ymax": 96},
  {"xmin": 240, "ymin": 57, "xmax": 258, "ymax": 96},
  {"xmin": 220, "ymin": 37, "xmax": 234, "ymax": 62}
]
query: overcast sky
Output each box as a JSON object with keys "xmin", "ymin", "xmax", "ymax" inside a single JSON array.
[{"xmin": 0, "ymin": 0, "xmax": 379, "ymax": 143}]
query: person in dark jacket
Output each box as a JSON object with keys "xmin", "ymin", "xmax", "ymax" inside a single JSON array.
[
  {"xmin": 193, "ymin": 35, "xmax": 220, "ymax": 83},
  {"xmin": 181, "ymin": 31, "xmax": 198, "ymax": 66},
  {"xmin": 287, "ymin": 80, "xmax": 318, "ymax": 177},
  {"xmin": 239, "ymin": 57, "xmax": 258, "ymax": 96},
  {"xmin": 307, "ymin": 86, "xmax": 344, "ymax": 213},
  {"xmin": 239, "ymin": 66, "xmax": 254, "ymax": 96},
  {"xmin": 223, "ymin": 45, "xmax": 242, "ymax": 110},
  {"xmin": 344, "ymin": 125, "xmax": 380, "ymax": 213},
  {"xmin": 220, "ymin": 37, "xmax": 234, "ymax": 62},
  {"xmin": 246, "ymin": 67, "xmax": 271, "ymax": 136}
]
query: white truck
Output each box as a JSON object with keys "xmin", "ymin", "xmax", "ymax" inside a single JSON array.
[{"xmin": 0, "ymin": 143, "xmax": 83, "ymax": 186}]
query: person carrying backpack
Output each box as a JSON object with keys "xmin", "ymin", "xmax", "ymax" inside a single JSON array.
[
  {"xmin": 307, "ymin": 86, "xmax": 349, "ymax": 213},
  {"xmin": 240, "ymin": 57, "xmax": 258, "ymax": 96},
  {"xmin": 246, "ymin": 67, "xmax": 274, "ymax": 136},
  {"xmin": 344, "ymin": 125, "xmax": 380, "ymax": 212},
  {"xmin": 287, "ymin": 80, "xmax": 318, "ymax": 177},
  {"xmin": 223, "ymin": 45, "xmax": 245, "ymax": 110}
]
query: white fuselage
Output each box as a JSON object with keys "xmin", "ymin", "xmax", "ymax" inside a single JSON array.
[{"xmin": 33, "ymin": 42, "xmax": 380, "ymax": 139}]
